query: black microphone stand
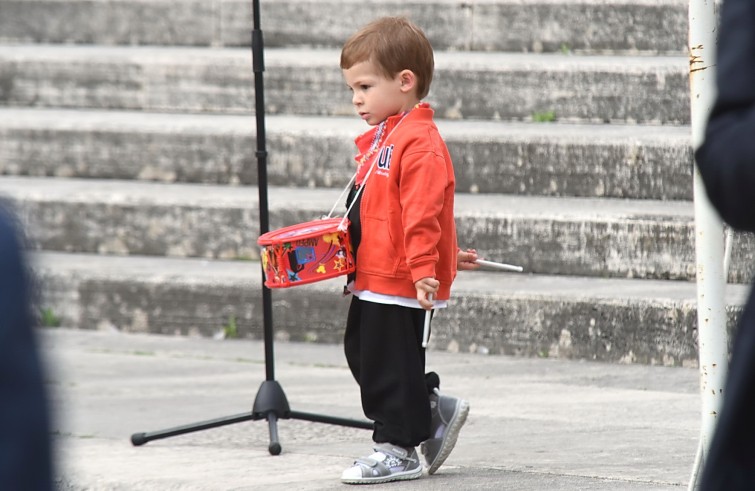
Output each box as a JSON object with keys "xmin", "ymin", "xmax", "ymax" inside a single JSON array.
[{"xmin": 130, "ymin": 0, "xmax": 371, "ymax": 455}]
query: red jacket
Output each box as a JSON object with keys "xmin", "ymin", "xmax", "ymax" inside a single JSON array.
[{"xmin": 352, "ymin": 104, "xmax": 458, "ymax": 300}]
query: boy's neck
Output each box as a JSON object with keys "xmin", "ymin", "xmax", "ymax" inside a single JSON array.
[
  {"xmin": 399, "ymin": 98, "xmax": 422, "ymax": 113},
  {"xmin": 379, "ymin": 100, "xmax": 424, "ymax": 125}
]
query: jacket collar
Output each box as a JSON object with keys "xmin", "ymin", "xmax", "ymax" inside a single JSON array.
[{"xmin": 354, "ymin": 102, "xmax": 433, "ymax": 152}]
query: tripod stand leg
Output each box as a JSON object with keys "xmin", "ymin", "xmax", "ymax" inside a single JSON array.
[
  {"xmin": 289, "ymin": 410, "xmax": 373, "ymax": 430},
  {"xmin": 252, "ymin": 380, "xmax": 289, "ymax": 454},
  {"xmin": 131, "ymin": 412, "xmax": 255, "ymax": 446},
  {"xmin": 131, "ymin": 380, "xmax": 373, "ymax": 450},
  {"xmin": 267, "ymin": 413, "xmax": 282, "ymax": 455}
]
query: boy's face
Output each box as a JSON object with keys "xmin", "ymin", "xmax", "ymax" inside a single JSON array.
[{"xmin": 343, "ymin": 60, "xmax": 410, "ymax": 126}]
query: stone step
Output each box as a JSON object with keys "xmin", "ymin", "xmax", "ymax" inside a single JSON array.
[
  {"xmin": 0, "ymin": 45, "xmax": 689, "ymax": 124},
  {"xmin": 3, "ymin": 176, "xmax": 753, "ymax": 282},
  {"xmin": 32, "ymin": 250, "xmax": 747, "ymax": 366},
  {"xmin": 0, "ymin": 0, "xmax": 688, "ymax": 54},
  {"xmin": 0, "ymin": 108, "xmax": 693, "ymax": 200}
]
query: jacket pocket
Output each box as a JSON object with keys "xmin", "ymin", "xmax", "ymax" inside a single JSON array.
[{"xmin": 359, "ymin": 215, "xmax": 400, "ymax": 276}]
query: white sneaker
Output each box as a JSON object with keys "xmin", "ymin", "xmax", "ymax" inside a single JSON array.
[{"xmin": 341, "ymin": 443, "xmax": 423, "ymax": 484}]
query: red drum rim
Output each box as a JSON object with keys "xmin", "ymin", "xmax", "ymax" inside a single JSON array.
[{"xmin": 257, "ymin": 217, "xmax": 348, "ymax": 246}]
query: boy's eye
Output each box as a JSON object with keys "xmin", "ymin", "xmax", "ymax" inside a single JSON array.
[{"xmin": 360, "ymin": 85, "xmax": 370, "ymax": 91}]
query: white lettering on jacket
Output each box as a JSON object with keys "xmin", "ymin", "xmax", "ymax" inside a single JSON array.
[{"xmin": 376, "ymin": 145, "xmax": 394, "ymax": 177}]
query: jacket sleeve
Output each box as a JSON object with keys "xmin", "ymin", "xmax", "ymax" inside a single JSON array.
[
  {"xmin": 695, "ymin": 0, "xmax": 755, "ymax": 232},
  {"xmin": 398, "ymin": 131, "xmax": 448, "ymax": 282}
]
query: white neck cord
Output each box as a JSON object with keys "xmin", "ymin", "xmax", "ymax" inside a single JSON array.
[{"xmin": 327, "ymin": 109, "xmax": 415, "ymax": 231}]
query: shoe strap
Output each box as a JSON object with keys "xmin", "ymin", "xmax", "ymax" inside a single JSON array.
[
  {"xmin": 355, "ymin": 457, "xmax": 380, "ymax": 468},
  {"xmin": 373, "ymin": 443, "xmax": 418, "ymax": 463}
]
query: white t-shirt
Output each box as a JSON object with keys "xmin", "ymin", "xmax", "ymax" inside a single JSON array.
[{"xmin": 347, "ymin": 281, "xmax": 448, "ymax": 310}]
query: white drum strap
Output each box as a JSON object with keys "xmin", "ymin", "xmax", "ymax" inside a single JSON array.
[{"xmin": 326, "ymin": 110, "xmax": 415, "ymax": 231}]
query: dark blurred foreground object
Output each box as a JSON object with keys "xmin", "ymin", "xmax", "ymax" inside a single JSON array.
[
  {"xmin": 0, "ymin": 202, "xmax": 53, "ymax": 490},
  {"xmin": 695, "ymin": 0, "xmax": 755, "ymax": 488}
]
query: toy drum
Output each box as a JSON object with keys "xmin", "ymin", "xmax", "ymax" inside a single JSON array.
[{"xmin": 257, "ymin": 217, "xmax": 355, "ymax": 288}]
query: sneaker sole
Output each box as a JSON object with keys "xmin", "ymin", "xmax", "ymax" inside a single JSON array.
[
  {"xmin": 341, "ymin": 466, "xmax": 423, "ymax": 485},
  {"xmin": 426, "ymin": 398, "xmax": 469, "ymax": 475}
]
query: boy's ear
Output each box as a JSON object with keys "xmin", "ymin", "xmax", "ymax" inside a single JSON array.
[{"xmin": 398, "ymin": 70, "xmax": 416, "ymax": 93}]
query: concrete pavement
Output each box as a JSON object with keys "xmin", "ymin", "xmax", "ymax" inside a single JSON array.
[{"xmin": 43, "ymin": 328, "xmax": 701, "ymax": 490}]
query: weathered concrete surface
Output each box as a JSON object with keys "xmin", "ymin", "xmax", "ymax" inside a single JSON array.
[
  {"xmin": 0, "ymin": 108, "xmax": 261, "ymax": 185},
  {"xmin": 0, "ymin": 0, "xmax": 689, "ymax": 54},
  {"xmin": 0, "ymin": 0, "xmax": 735, "ymax": 390},
  {"xmin": 4, "ymin": 177, "xmax": 754, "ymax": 282},
  {"xmin": 0, "ymin": 0, "xmax": 220, "ymax": 46},
  {"xmin": 31, "ymin": 251, "xmax": 748, "ymax": 366},
  {"xmin": 0, "ymin": 45, "xmax": 690, "ymax": 123},
  {"xmin": 44, "ymin": 327, "xmax": 701, "ymax": 489},
  {"xmin": 0, "ymin": 108, "xmax": 694, "ymax": 200}
]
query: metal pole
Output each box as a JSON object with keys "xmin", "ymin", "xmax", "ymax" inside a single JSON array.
[
  {"xmin": 251, "ymin": 0, "xmax": 276, "ymax": 382},
  {"xmin": 688, "ymin": 0, "xmax": 727, "ymax": 488}
]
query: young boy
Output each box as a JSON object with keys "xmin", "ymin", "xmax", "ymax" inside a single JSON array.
[{"xmin": 339, "ymin": 16, "xmax": 470, "ymax": 484}]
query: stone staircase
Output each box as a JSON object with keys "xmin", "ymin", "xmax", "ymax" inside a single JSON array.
[{"xmin": 0, "ymin": 0, "xmax": 749, "ymax": 365}]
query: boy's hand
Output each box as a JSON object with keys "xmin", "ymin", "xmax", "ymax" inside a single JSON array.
[
  {"xmin": 415, "ymin": 277, "xmax": 439, "ymax": 310},
  {"xmin": 457, "ymin": 248, "xmax": 480, "ymax": 271}
]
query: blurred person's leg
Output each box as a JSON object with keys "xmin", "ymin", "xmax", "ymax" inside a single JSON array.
[{"xmin": 0, "ymin": 202, "xmax": 53, "ymax": 490}]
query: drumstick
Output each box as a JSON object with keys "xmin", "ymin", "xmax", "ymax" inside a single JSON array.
[
  {"xmin": 422, "ymin": 293, "xmax": 433, "ymax": 348},
  {"xmin": 475, "ymin": 259, "xmax": 523, "ymax": 272}
]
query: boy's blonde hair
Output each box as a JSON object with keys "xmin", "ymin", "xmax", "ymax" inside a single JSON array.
[{"xmin": 340, "ymin": 17, "xmax": 434, "ymax": 100}]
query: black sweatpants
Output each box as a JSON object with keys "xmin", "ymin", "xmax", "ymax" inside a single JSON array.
[{"xmin": 344, "ymin": 296, "xmax": 440, "ymax": 448}]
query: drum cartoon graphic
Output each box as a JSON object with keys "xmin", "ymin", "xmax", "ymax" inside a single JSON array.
[{"xmin": 257, "ymin": 217, "xmax": 355, "ymax": 288}]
